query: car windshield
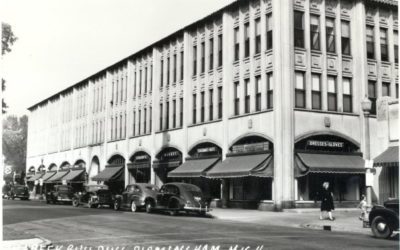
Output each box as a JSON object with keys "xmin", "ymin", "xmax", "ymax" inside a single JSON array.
[
  {"xmin": 87, "ymin": 186, "xmax": 108, "ymax": 192},
  {"xmin": 58, "ymin": 186, "xmax": 71, "ymax": 191},
  {"xmin": 145, "ymin": 186, "xmax": 158, "ymax": 192},
  {"xmin": 16, "ymin": 186, "xmax": 26, "ymax": 191}
]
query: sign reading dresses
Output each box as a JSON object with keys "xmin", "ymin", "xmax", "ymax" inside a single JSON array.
[{"xmin": 307, "ymin": 140, "xmax": 344, "ymax": 148}]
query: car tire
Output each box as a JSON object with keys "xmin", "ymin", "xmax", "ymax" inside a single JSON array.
[
  {"xmin": 198, "ymin": 211, "xmax": 206, "ymax": 217},
  {"xmin": 114, "ymin": 200, "xmax": 120, "ymax": 211},
  {"xmin": 131, "ymin": 202, "xmax": 137, "ymax": 213},
  {"xmin": 88, "ymin": 198, "xmax": 94, "ymax": 208},
  {"xmin": 371, "ymin": 216, "xmax": 393, "ymax": 239},
  {"xmin": 72, "ymin": 198, "xmax": 79, "ymax": 207},
  {"xmin": 145, "ymin": 200, "xmax": 154, "ymax": 213}
]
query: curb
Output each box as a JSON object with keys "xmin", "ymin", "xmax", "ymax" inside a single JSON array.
[
  {"xmin": 300, "ymin": 223, "xmax": 371, "ymax": 235},
  {"xmin": 1, "ymin": 237, "xmax": 52, "ymax": 249}
]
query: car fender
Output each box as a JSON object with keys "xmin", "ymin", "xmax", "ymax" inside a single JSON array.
[
  {"xmin": 369, "ymin": 207, "xmax": 399, "ymax": 230},
  {"xmin": 168, "ymin": 197, "xmax": 184, "ymax": 209}
]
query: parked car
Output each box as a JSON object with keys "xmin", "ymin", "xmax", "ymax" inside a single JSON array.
[
  {"xmin": 145, "ymin": 183, "xmax": 210, "ymax": 216},
  {"xmin": 7, "ymin": 185, "xmax": 29, "ymax": 200},
  {"xmin": 2, "ymin": 183, "xmax": 12, "ymax": 199},
  {"xmin": 114, "ymin": 183, "xmax": 159, "ymax": 212},
  {"xmin": 369, "ymin": 199, "xmax": 399, "ymax": 239},
  {"xmin": 72, "ymin": 185, "xmax": 114, "ymax": 208},
  {"xmin": 46, "ymin": 185, "xmax": 74, "ymax": 204}
]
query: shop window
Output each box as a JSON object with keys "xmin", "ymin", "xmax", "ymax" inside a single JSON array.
[
  {"xmin": 294, "ymin": 11, "xmax": 304, "ymax": 48},
  {"xmin": 366, "ymin": 26, "xmax": 375, "ymax": 59},
  {"xmin": 209, "ymin": 89, "xmax": 214, "ymax": 121},
  {"xmin": 218, "ymin": 34, "xmax": 223, "ymax": 67},
  {"xmin": 368, "ymin": 81, "xmax": 376, "ymax": 115},
  {"xmin": 267, "ymin": 73, "xmax": 273, "ymax": 109},
  {"xmin": 201, "ymin": 91, "xmax": 205, "ymax": 122},
  {"xmin": 234, "ymin": 27, "xmax": 240, "ymax": 61},
  {"xmin": 193, "ymin": 45, "xmax": 197, "ymax": 76},
  {"xmin": 312, "ymin": 74, "xmax": 321, "ymax": 110},
  {"xmin": 244, "ymin": 79, "xmax": 250, "ymax": 114},
  {"xmin": 192, "ymin": 94, "xmax": 197, "ymax": 124},
  {"xmin": 244, "ymin": 23, "xmax": 250, "ymax": 58},
  {"xmin": 255, "ymin": 76, "xmax": 261, "ymax": 111},
  {"xmin": 295, "ymin": 71, "xmax": 305, "ymax": 108},
  {"xmin": 266, "ymin": 13, "xmax": 273, "ymax": 50},
  {"xmin": 380, "ymin": 28, "xmax": 389, "ymax": 62},
  {"xmin": 394, "ymin": 31, "xmax": 399, "ymax": 64},
  {"xmin": 326, "ymin": 17, "xmax": 336, "ymax": 53},
  {"xmin": 234, "ymin": 81, "xmax": 240, "ymax": 115},
  {"xmin": 382, "ymin": 82, "xmax": 391, "ymax": 97},
  {"xmin": 327, "ymin": 76, "xmax": 337, "ymax": 111},
  {"xmin": 209, "ymin": 38, "xmax": 214, "ymax": 70},
  {"xmin": 310, "ymin": 15, "xmax": 320, "ymax": 51},
  {"xmin": 255, "ymin": 18, "xmax": 261, "ymax": 54},
  {"xmin": 201, "ymin": 42, "xmax": 205, "ymax": 73},
  {"xmin": 218, "ymin": 86, "xmax": 223, "ymax": 119},
  {"xmin": 343, "ymin": 78, "xmax": 352, "ymax": 113},
  {"xmin": 341, "ymin": 20, "xmax": 351, "ymax": 55}
]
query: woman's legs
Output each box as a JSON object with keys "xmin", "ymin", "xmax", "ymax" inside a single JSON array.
[
  {"xmin": 320, "ymin": 211, "xmax": 324, "ymax": 220},
  {"xmin": 328, "ymin": 211, "xmax": 334, "ymax": 220}
]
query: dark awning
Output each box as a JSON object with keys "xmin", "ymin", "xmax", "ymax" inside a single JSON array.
[
  {"xmin": 27, "ymin": 172, "xmax": 45, "ymax": 182},
  {"xmin": 207, "ymin": 153, "xmax": 272, "ymax": 178},
  {"xmin": 152, "ymin": 160, "xmax": 181, "ymax": 169},
  {"xmin": 62, "ymin": 169, "xmax": 85, "ymax": 182},
  {"xmin": 127, "ymin": 162, "xmax": 150, "ymax": 170},
  {"xmin": 91, "ymin": 166, "xmax": 124, "ymax": 182},
  {"xmin": 40, "ymin": 171, "xmax": 57, "ymax": 181},
  {"xmin": 373, "ymin": 146, "xmax": 399, "ymax": 167},
  {"xmin": 45, "ymin": 170, "xmax": 69, "ymax": 183},
  {"xmin": 295, "ymin": 153, "xmax": 365, "ymax": 176},
  {"xmin": 168, "ymin": 158, "xmax": 220, "ymax": 178}
]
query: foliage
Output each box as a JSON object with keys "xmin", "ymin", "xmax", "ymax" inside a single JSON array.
[{"xmin": 2, "ymin": 23, "xmax": 17, "ymax": 114}]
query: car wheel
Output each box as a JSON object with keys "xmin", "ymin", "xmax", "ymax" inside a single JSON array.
[
  {"xmin": 72, "ymin": 198, "xmax": 79, "ymax": 207},
  {"xmin": 113, "ymin": 200, "xmax": 120, "ymax": 211},
  {"xmin": 145, "ymin": 200, "xmax": 154, "ymax": 213},
  {"xmin": 371, "ymin": 216, "xmax": 393, "ymax": 239},
  {"xmin": 198, "ymin": 211, "xmax": 206, "ymax": 217},
  {"xmin": 88, "ymin": 198, "xmax": 94, "ymax": 208},
  {"xmin": 131, "ymin": 202, "xmax": 137, "ymax": 213}
]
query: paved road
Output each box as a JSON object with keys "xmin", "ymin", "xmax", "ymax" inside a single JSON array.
[{"xmin": 3, "ymin": 199, "xmax": 398, "ymax": 250}]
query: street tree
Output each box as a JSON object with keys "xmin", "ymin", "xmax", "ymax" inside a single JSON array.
[{"xmin": 2, "ymin": 22, "xmax": 17, "ymax": 114}]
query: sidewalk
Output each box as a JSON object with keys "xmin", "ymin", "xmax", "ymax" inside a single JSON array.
[
  {"xmin": 2, "ymin": 227, "xmax": 52, "ymax": 249},
  {"xmin": 209, "ymin": 208, "xmax": 371, "ymax": 235}
]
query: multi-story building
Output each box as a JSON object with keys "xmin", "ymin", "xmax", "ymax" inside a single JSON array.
[{"xmin": 26, "ymin": 0, "xmax": 398, "ymax": 210}]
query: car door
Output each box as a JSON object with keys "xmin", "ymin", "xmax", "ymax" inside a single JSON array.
[
  {"xmin": 156, "ymin": 185, "xmax": 169, "ymax": 208},
  {"xmin": 130, "ymin": 185, "xmax": 141, "ymax": 206},
  {"xmin": 122, "ymin": 186, "xmax": 132, "ymax": 207}
]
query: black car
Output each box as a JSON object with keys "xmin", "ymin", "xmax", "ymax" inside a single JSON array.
[
  {"xmin": 369, "ymin": 199, "xmax": 399, "ymax": 239},
  {"xmin": 46, "ymin": 185, "xmax": 75, "ymax": 204},
  {"xmin": 72, "ymin": 185, "xmax": 114, "ymax": 208},
  {"xmin": 146, "ymin": 183, "xmax": 210, "ymax": 216},
  {"xmin": 114, "ymin": 183, "xmax": 159, "ymax": 212},
  {"xmin": 7, "ymin": 185, "xmax": 29, "ymax": 200}
]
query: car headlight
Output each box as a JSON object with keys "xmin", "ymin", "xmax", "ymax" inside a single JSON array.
[{"xmin": 194, "ymin": 196, "xmax": 201, "ymax": 202}]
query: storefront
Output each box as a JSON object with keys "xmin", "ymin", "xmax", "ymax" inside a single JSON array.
[
  {"xmin": 92, "ymin": 155, "xmax": 125, "ymax": 194},
  {"xmin": 374, "ymin": 146, "xmax": 399, "ymax": 202},
  {"xmin": 153, "ymin": 147, "xmax": 182, "ymax": 186},
  {"xmin": 207, "ymin": 136, "xmax": 274, "ymax": 209},
  {"xmin": 60, "ymin": 167, "xmax": 87, "ymax": 191},
  {"xmin": 26, "ymin": 167, "xmax": 45, "ymax": 198},
  {"xmin": 127, "ymin": 152, "xmax": 151, "ymax": 184},
  {"xmin": 168, "ymin": 143, "xmax": 222, "ymax": 200},
  {"xmin": 294, "ymin": 135, "xmax": 365, "ymax": 207}
]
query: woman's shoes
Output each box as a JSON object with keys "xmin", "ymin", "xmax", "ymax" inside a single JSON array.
[{"xmin": 329, "ymin": 217, "xmax": 335, "ymax": 221}]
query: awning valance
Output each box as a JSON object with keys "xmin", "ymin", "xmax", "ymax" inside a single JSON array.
[
  {"xmin": 40, "ymin": 171, "xmax": 57, "ymax": 181},
  {"xmin": 91, "ymin": 166, "xmax": 124, "ymax": 182},
  {"xmin": 373, "ymin": 146, "xmax": 399, "ymax": 167},
  {"xmin": 45, "ymin": 170, "xmax": 69, "ymax": 183},
  {"xmin": 27, "ymin": 172, "xmax": 45, "ymax": 182},
  {"xmin": 152, "ymin": 160, "xmax": 181, "ymax": 169},
  {"xmin": 206, "ymin": 153, "xmax": 273, "ymax": 178},
  {"xmin": 168, "ymin": 157, "xmax": 220, "ymax": 178},
  {"xmin": 62, "ymin": 169, "xmax": 85, "ymax": 182},
  {"xmin": 295, "ymin": 153, "xmax": 365, "ymax": 177}
]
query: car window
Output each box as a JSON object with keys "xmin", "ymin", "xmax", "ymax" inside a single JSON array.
[
  {"xmin": 164, "ymin": 185, "xmax": 179, "ymax": 195},
  {"xmin": 57, "ymin": 186, "xmax": 70, "ymax": 191},
  {"xmin": 145, "ymin": 186, "xmax": 158, "ymax": 192}
]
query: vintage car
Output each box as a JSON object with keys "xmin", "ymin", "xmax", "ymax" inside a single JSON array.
[
  {"xmin": 145, "ymin": 183, "xmax": 210, "ymax": 216},
  {"xmin": 7, "ymin": 185, "xmax": 29, "ymax": 200},
  {"xmin": 46, "ymin": 185, "xmax": 74, "ymax": 204},
  {"xmin": 369, "ymin": 199, "xmax": 399, "ymax": 239},
  {"xmin": 72, "ymin": 185, "xmax": 114, "ymax": 208},
  {"xmin": 114, "ymin": 183, "xmax": 159, "ymax": 212}
]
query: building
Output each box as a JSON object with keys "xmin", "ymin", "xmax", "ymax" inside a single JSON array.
[{"xmin": 26, "ymin": 0, "xmax": 399, "ymax": 210}]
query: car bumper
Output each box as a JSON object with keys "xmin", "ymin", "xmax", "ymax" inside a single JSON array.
[
  {"xmin": 183, "ymin": 205, "xmax": 211, "ymax": 212},
  {"xmin": 58, "ymin": 198, "xmax": 73, "ymax": 202}
]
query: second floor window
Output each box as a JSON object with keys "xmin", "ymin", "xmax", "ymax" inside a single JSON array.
[
  {"xmin": 201, "ymin": 92, "xmax": 205, "ymax": 122},
  {"xmin": 343, "ymin": 78, "xmax": 352, "ymax": 113},
  {"xmin": 294, "ymin": 11, "xmax": 304, "ymax": 48},
  {"xmin": 310, "ymin": 15, "xmax": 320, "ymax": 50},
  {"xmin": 267, "ymin": 73, "xmax": 273, "ymax": 109},
  {"xmin": 366, "ymin": 26, "xmax": 375, "ymax": 59},
  {"xmin": 311, "ymin": 74, "xmax": 321, "ymax": 110},
  {"xmin": 173, "ymin": 100, "xmax": 176, "ymax": 128},
  {"xmin": 180, "ymin": 98, "xmax": 183, "ymax": 127},
  {"xmin": 234, "ymin": 81, "xmax": 240, "ymax": 115},
  {"xmin": 167, "ymin": 57, "xmax": 170, "ymax": 85},
  {"xmin": 160, "ymin": 59, "xmax": 164, "ymax": 87},
  {"xmin": 218, "ymin": 86, "xmax": 223, "ymax": 119},
  {"xmin": 180, "ymin": 51, "xmax": 184, "ymax": 81},
  {"xmin": 173, "ymin": 54, "xmax": 177, "ymax": 83},
  {"xmin": 266, "ymin": 13, "xmax": 273, "ymax": 50},
  {"xmin": 295, "ymin": 71, "xmax": 305, "ymax": 108},
  {"xmin": 209, "ymin": 38, "xmax": 214, "ymax": 70},
  {"xmin": 159, "ymin": 103, "xmax": 163, "ymax": 130},
  {"xmin": 255, "ymin": 18, "xmax": 261, "ymax": 54},
  {"xmin": 327, "ymin": 76, "xmax": 337, "ymax": 111},
  {"xmin": 255, "ymin": 76, "xmax": 261, "ymax": 111},
  {"xmin": 326, "ymin": 17, "xmax": 336, "ymax": 53},
  {"xmin": 341, "ymin": 21, "xmax": 351, "ymax": 55},
  {"xmin": 244, "ymin": 79, "xmax": 250, "ymax": 113},
  {"xmin": 193, "ymin": 94, "xmax": 197, "ymax": 124},
  {"xmin": 166, "ymin": 102, "xmax": 170, "ymax": 130},
  {"xmin": 209, "ymin": 89, "xmax": 214, "ymax": 121},
  {"xmin": 368, "ymin": 81, "xmax": 377, "ymax": 115},
  {"xmin": 193, "ymin": 45, "xmax": 197, "ymax": 76},
  {"xmin": 201, "ymin": 42, "xmax": 205, "ymax": 73},
  {"xmin": 394, "ymin": 31, "xmax": 399, "ymax": 64},
  {"xmin": 380, "ymin": 28, "xmax": 389, "ymax": 62},
  {"xmin": 218, "ymin": 34, "xmax": 223, "ymax": 67},
  {"xmin": 234, "ymin": 27, "xmax": 240, "ymax": 61},
  {"xmin": 382, "ymin": 82, "xmax": 391, "ymax": 97},
  {"xmin": 244, "ymin": 23, "xmax": 250, "ymax": 58},
  {"xmin": 144, "ymin": 108, "xmax": 147, "ymax": 134}
]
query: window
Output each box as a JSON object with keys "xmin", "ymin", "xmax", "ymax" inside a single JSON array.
[
  {"xmin": 180, "ymin": 98, "xmax": 183, "ymax": 126},
  {"xmin": 266, "ymin": 14, "xmax": 273, "ymax": 50},
  {"xmin": 312, "ymin": 74, "xmax": 321, "ymax": 110},
  {"xmin": 209, "ymin": 38, "xmax": 214, "ymax": 70},
  {"xmin": 193, "ymin": 94, "xmax": 197, "ymax": 124},
  {"xmin": 173, "ymin": 100, "xmax": 176, "ymax": 128},
  {"xmin": 115, "ymin": 116, "xmax": 118, "ymax": 139},
  {"xmin": 180, "ymin": 51, "xmax": 184, "ymax": 81},
  {"xmin": 234, "ymin": 27, "xmax": 240, "ymax": 61},
  {"xmin": 310, "ymin": 15, "xmax": 320, "ymax": 50},
  {"xmin": 244, "ymin": 23, "xmax": 250, "ymax": 58},
  {"xmin": 368, "ymin": 81, "xmax": 376, "ymax": 115},
  {"xmin": 341, "ymin": 21, "xmax": 351, "ymax": 55},
  {"xmin": 218, "ymin": 34, "xmax": 223, "ymax": 67},
  {"xmin": 173, "ymin": 54, "xmax": 177, "ymax": 83},
  {"xmin": 218, "ymin": 86, "xmax": 223, "ymax": 119},
  {"xmin": 327, "ymin": 76, "xmax": 337, "ymax": 111},
  {"xmin": 144, "ymin": 67, "xmax": 148, "ymax": 93},
  {"xmin": 160, "ymin": 59, "xmax": 164, "ymax": 87},
  {"xmin": 295, "ymin": 72, "xmax": 305, "ymax": 108},
  {"xmin": 150, "ymin": 65, "xmax": 153, "ymax": 92},
  {"xmin": 193, "ymin": 45, "xmax": 197, "ymax": 76},
  {"xmin": 138, "ymin": 110, "xmax": 141, "ymax": 135},
  {"xmin": 244, "ymin": 79, "xmax": 250, "ymax": 113},
  {"xmin": 382, "ymin": 82, "xmax": 391, "ymax": 97},
  {"xmin": 234, "ymin": 81, "xmax": 240, "ymax": 115},
  {"xmin": 380, "ymin": 28, "xmax": 389, "ymax": 61},
  {"xmin": 132, "ymin": 112, "xmax": 135, "ymax": 136},
  {"xmin": 166, "ymin": 101, "xmax": 170, "ymax": 130},
  {"xmin": 366, "ymin": 26, "xmax": 375, "ymax": 59},
  {"xmin": 143, "ymin": 108, "xmax": 146, "ymax": 134},
  {"xmin": 396, "ymin": 83, "xmax": 399, "ymax": 99},
  {"xmin": 326, "ymin": 17, "xmax": 335, "ymax": 53},
  {"xmin": 201, "ymin": 42, "xmax": 205, "ymax": 73},
  {"xmin": 343, "ymin": 78, "xmax": 352, "ymax": 113},
  {"xmin": 267, "ymin": 73, "xmax": 273, "ymax": 109},
  {"xmin": 167, "ymin": 57, "xmax": 170, "ymax": 85},
  {"xmin": 201, "ymin": 91, "xmax": 205, "ymax": 122},
  {"xmin": 159, "ymin": 103, "xmax": 163, "ymax": 130},
  {"xmin": 149, "ymin": 107, "xmax": 152, "ymax": 132},
  {"xmin": 255, "ymin": 18, "xmax": 261, "ymax": 54},
  {"xmin": 255, "ymin": 76, "xmax": 261, "ymax": 111},
  {"xmin": 294, "ymin": 11, "xmax": 304, "ymax": 48},
  {"xmin": 209, "ymin": 89, "xmax": 214, "ymax": 121},
  {"xmin": 138, "ymin": 70, "xmax": 142, "ymax": 95},
  {"xmin": 394, "ymin": 31, "xmax": 399, "ymax": 64}
]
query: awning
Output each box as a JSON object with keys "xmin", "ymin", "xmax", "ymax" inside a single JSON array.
[
  {"xmin": 127, "ymin": 162, "xmax": 150, "ymax": 170},
  {"xmin": 27, "ymin": 172, "xmax": 45, "ymax": 182},
  {"xmin": 92, "ymin": 166, "xmax": 124, "ymax": 182},
  {"xmin": 62, "ymin": 169, "xmax": 85, "ymax": 182},
  {"xmin": 168, "ymin": 158, "xmax": 220, "ymax": 178},
  {"xmin": 45, "ymin": 170, "xmax": 69, "ymax": 183},
  {"xmin": 40, "ymin": 171, "xmax": 57, "ymax": 181},
  {"xmin": 26, "ymin": 173, "xmax": 35, "ymax": 180},
  {"xmin": 373, "ymin": 146, "xmax": 399, "ymax": 167},
  {"xmin": 207, "ymin": 153, "xmax": 273, "ymax": 178},
  {"xmin": 152, "ymin": 160, "xmax": 181, "ymax": 169},
  {"xmin": 295, "ymin": 153, "xmax": 365, "ymax": 176}
]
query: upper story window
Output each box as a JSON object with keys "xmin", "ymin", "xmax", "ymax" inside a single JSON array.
[
  {"xmin": 294, "ymin": 11, "xmax": 305, "ymax": 48},
  {"xmin": 396, "ymin": 83, "xmax": 399, "ymax": 99},
  {"xmin": 173, "ymin": 100, "xmax": 176, "ymax": 129},
  {"xmin": 144, "ymin": 67, "xmax": 148, "ymax": 93},
  {"xmin": 218, "ymin": 86, "xmax": 223, "ymax": 119},
  {"xmin": 244, "ymin": 78, "xmax": 250, "ymax": 113},
  {"xmin": 160, "ymin": 59, "xmax": 164, "ymax": 87},
  {"xmin": 192, "ymin": 94, "xmax": 197, "ymax": 124},
  {"xmin": 266, "ymin": 13, "xmax": 273, "ymax": 50},
  {"xmin": 380, "ymin": 28, "xmax": 389, "ymax": 62},
  {"xmin": 327, "ymin": 76, "xmax": 337, "ymax": 111},
  {"xmin": 201, "ymin": 42, "xmax": 205, "ymax": 73},
  {"xmin": 150, "ymin": 65, "xmax": 153, "ymax": 92},
  {"xmin": 255, "ymin": 18, "xmax": 261, "ymax": 54},
  {"xmin": 311, "ymin": 74, "xmax": 321, "ymax": 110},
  {"xmin": 382, "ymin": 82, "xmax": 391, "ymax": 97},
  {"xmin": 255, "ymin": 75, "xmax": 261, "ymax": 111},
  {"xmin": 218, "ymin": 34, "xmax": 223, "ymax": 67},
  {"xmin": 234, "ymin": 27, "xmax": 240, "ymax": 61},
  {"xmin": 166, "ymin": 101, "xmax": 170, "ymax": 130},
  {"xmin": 200, "ymin": 91, "xmax": 205, "ymax": 122},
  {"xmin": 179, "ymin": 98, "xmax": 183, "ymax": 127},
  {"xmin": 173, "ymin": 54, "xmax": 177, "ymax": 83},
  {"xmin": 326, "ymin": 17, "xmax": 336, "ymax": 53},
  {"xmin": 267, "ymin": 73, "xmax": 273, "ymax": 109},
  {"xmin": 234, "ymin": 81, "xmax": 240, "ymax": 115},
  {"xmin": 368, "ymin": 80, "xmax": 377, "ymax": 115},
  {"xmin": 343, "ymin": 78, "xmax": 352, "ymax": 113},
  {"xmin": 295, "ymin": 71, "xmax": 305, "ymax": 108},
  {"xmin": 394, "ymin": 30, "xmax": 398, "ymax": 64},
  {"xmin": 193, "ymin": 45, "xmax": 197, "ymax": 76},
  {"xmin": 244, "ymin": 23, "xmax": 250, "ymax": 58},
  {"xmin": 139, "ymin": 70, "xmax": 142, "ymax": 95},
  {"xmin": 180, "ymin": 51, "xmax": 184, "ymax": 81},
  {"xmin": 310, "ymin": 15, "xmax": 320, "ymax": 51},
  {"xmin": 209, "ymin": 38, "xmax": 214, "ymax": 70},
  {"xmin": 166, "ymin": 57, "xmax": 170, "ymax": 85},
  {"xmin": 209, "ymin": 89, "xmax": 214, "ymax": 121},
  {"xmin": 366, "ymin": 26, "xmax": 375, "ymax": 59},
  {"xmin": 341, "ymin": 20, "xmax": 351, "ymax": 55},
  {"xmin": 159, "ymin": 103, "xmax": 163, "ymax": 130}
]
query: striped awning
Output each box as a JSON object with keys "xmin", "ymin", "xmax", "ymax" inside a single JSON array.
[
  {"xmin": 40, "ymin": 171, "xmax": 57, "ymax": 181},
  {"xmin": 45, "ymin": 170, "xmax": 69, "ymax": 183},
  {"xmin": 92, "ymin": 166, "xmax": 124, "ymax": 182},
  {"xmin": 62, "ymin": 169, "xmax": 85, "ymax": 182},
  {"xmin": 27, "ymin": 172, "xmax": 45, "ymax": 182},
  {"xmin": 374, "ymin": 146, "xmax": 399, "ymax": 167},
  {"xmin": 168, "ymin": 157, "xmax": 220, "ymax": 178}
]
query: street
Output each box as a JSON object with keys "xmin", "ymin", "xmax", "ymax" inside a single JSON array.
[{"xmin": 3, "ymin": 199, "xmax": 399, "ymax": 249}]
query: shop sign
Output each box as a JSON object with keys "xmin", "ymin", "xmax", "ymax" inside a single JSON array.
[
  {"xmin": 307, "ymin": 140, "xmax": 344, "ymax": 148},
  {"xmin": 197, "ymin": 147, "xmax": 217, "ymax": 153},
  {"xmin": 232, "ymin": 142, "xmax": 269, "ymax": 153},
  {"xmin": 162, "ymin": 151, "xmax": 180, "ymax": 159},
  {"xmin": 135, "ymin": 155, "xmax": 149, "ymax": 161}
]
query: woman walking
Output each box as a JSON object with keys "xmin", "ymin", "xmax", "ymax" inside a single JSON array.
[{"xmin": 320, "ymin": 182, "xmax": 335, "ymax": 221}]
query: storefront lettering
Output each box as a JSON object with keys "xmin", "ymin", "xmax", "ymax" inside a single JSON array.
[
  {"xmin": 197, "ymin": 147, "xmax": 217, "ymax": 153},
  {"xmin": 135, "ymin": 155, "xmax": 149, "ymax": 160},
  {"xmin": 307, "ymin": 140, "xmax": 344, "ymax": 148},
  {"xmin": 232, "ymin": 142, "xmax": 269, "ymax": 153}
]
